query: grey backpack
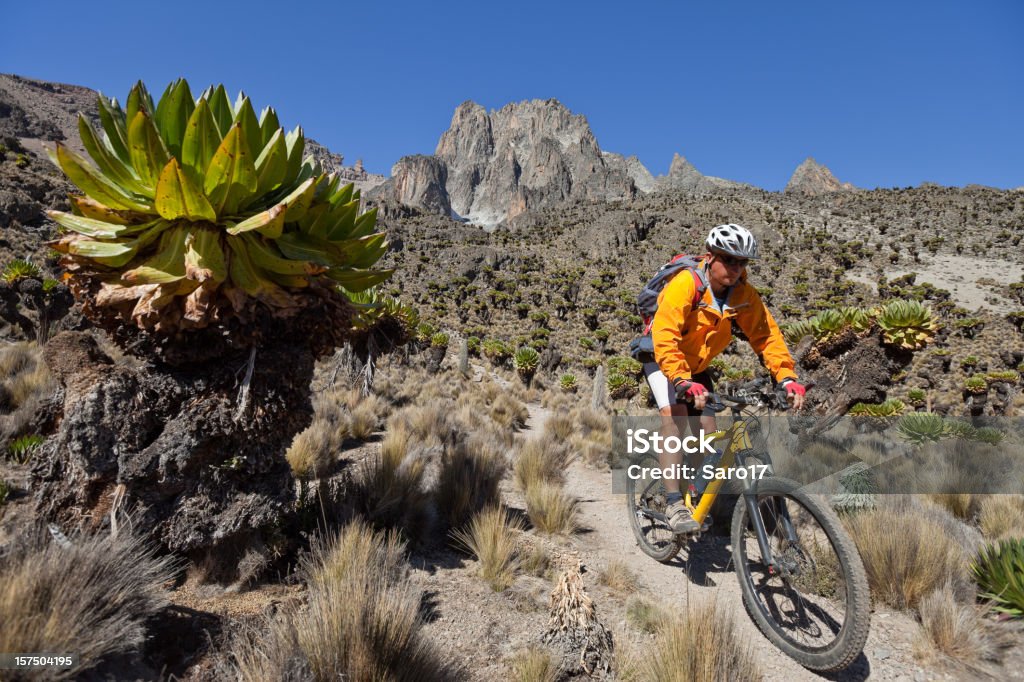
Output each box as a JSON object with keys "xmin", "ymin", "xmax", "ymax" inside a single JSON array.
[{"xmin": 628, "ymin": 254, "xmax": 708, "ymax": 359}]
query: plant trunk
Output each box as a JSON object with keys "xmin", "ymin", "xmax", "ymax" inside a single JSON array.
[{"xmin": 31, "ymin": 331, "xmax": 315, "ymax": 579}]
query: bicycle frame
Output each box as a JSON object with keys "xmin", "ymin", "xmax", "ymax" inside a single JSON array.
[{"xmin": 681, "ymin": 405, "xmax": 798, "ymax": 574}]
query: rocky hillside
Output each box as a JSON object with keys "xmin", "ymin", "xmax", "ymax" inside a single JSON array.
[{"xmin": 2, "ymin": 74, "xmax": 1023, "ymax": 415}]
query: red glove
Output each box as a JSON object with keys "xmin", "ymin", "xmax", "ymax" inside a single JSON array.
[
  {"xmin": 673, "ymin": 378, "xmax": 708, "ymax": 402},
  {"xmin": 781, "ymin": 379, "xmax": 806, "ymax": 398}
]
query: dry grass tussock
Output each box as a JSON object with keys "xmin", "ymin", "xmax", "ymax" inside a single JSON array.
[
  {"xmin": 565, "ymin": 406, "xmax": 614, "ymax": 468},
  {"xmin": 372, "ymin": 364, "xmax": 425, "ymax": 406},
  {"xmin": 541, "ymin": 389, "xmax": 574, "ymax": 410},
  {"xmin": 598, "ymin": 558, "xmax": 641, "ymax": 594},
  {"xmin": 0, "ymin": 526, "xmax": 174, "ymax": 680},
  {"xmin": 490, "ymin": 392, "xmax": 530, "ymax": 431},
  {"xmin": 508, "ymin": 645, "xmax": 559, "ymax": 682},
  {"xmin": 927, "ymin": 493, "xmax": 981, "ymax": 522},
  {"xmin": 625, "ymin": 595, "xmax": 670, "ymax": 634},
  {"xmin": 845, "ymin": 505, "xmax": 969, "ymax": 609},
  {"xmin": 979, "ymin": 495, "xmax": 1024, "ymax": 540},
  {"xmin": 352, "ymin": 424, "xmax": 431, "ymax": 540},
  {"xmin": 913, "ymin": 582, "xmax": 1012, "ymax": 672},
  {"xmin": 450, "ymin": 506, "xmax": 524, "ymax": 591},
  {"xmin": 480, "ymin": 372, "xmax": 529, "ymax": 404},
  {"xmin": 287, "ymin": 388, "xmax": 388, "ymax": 479},
  {"xmin": 0, "ymin": 342, "xmax": 53, "ymax": 441},
  {"xmin": 434, "ymin": 440, "xmax": 505, "ymax": 529},
  {"xmin": 543, "ymin": 410, "xmax": 576, "ymax": 442},
  {"xmin": 573, "ymin": 427, "xmax": 614, "ymax": 469},
  {"xmin": 310, "ymin": 386, "xmax": 384, "ymax": 441},
  {"xmin": 229, "ymin": 520, "xmax": 458, "ymax": 681},
  {"xmin": 514, "ymin": 437, "xmax": 571, "ymax": 491},
  {"xmin": 347, "ymin": 392, "xmax": 385, "ymax": 440},
  {"xmin": 526, "ymin": 481, "xmax": 580, "ymax": 535},
  {"xmin": 639, "ymin": 598, "xmax": 762, "ymax": 682},
  {"xmin": 286, "ymin": 417, "xmax": 345, "ymax": 480},
  {"xmin": 520, "ymin": 543, "xmax": 552, "ymax": 578},
  {"xmin": 387, "ymin": 403, "xmax": 456, "ymax": 448}
]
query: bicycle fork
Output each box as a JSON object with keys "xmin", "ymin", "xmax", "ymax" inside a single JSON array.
[{"xmin": 741, "ymin": 480, "xmax": 798, "ymax": 576}]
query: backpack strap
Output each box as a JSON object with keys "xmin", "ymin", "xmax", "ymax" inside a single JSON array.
[
  {"xmin": 639, "ymin": 262, "xmax": 709, "ymax": 338},
  {"xmin": 689, "ymin": 264, "xmax": 709, "ymax": 309}
]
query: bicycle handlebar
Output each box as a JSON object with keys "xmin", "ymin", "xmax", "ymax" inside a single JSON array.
[{"xmin": 685, "ymin": 377, "xmax": 814, "ymax": 413}]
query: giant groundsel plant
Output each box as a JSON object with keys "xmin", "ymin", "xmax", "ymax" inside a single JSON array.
[{"xmin": 47, "ymin": 79, "xmax": 392, "ymax": 337}]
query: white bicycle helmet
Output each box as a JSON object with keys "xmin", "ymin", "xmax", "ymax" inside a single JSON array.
[{"xmin": 706, "ymin": 223, "xmax": 759, "ymax": 259}]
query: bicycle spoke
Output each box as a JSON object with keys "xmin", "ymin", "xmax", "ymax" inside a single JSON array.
[
  {"xmin": 738, "ymin": 493, "xmax": 850, "ymax": 652},
  {"xmin": 626, "ymin": 458, "xmax": 681, "ymax": 561}
]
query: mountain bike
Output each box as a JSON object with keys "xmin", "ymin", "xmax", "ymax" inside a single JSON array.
[{"xmin": 625, "ymin": 378, "xmax": 870, "ymax": 672}]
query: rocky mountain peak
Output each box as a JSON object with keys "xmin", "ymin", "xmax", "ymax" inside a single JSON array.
[
  {"xmin": 656, "ymin": 152, "xmax": 746, "ymax": 193},
  {"xmin": 785, "ymin": 156, "xmax": 855, "ymax": 195},
  {"xmin": 433, "ymin": 98, "xmax": 638, "ymax": 226}
]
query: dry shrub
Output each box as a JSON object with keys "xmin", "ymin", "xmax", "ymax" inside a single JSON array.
[
  {"xmin": 451, "ymin": 506, "xmax": 524, "ymax": 591},
  {"xmin": 525, "ymin": 482, "xmax": 579, "ymax": 535},
  {"xmin": 979, "ymin": 495, "xmax": 1024, "ymax": 540},
  {"xmin": 490, "ymin": 393, "xmax": 529, "ymax": 431},
  {"xmin": 508, "ymin": 645, "xmax": 559, "ymax": 682},
  {"xmin": 913, "ymin": 582, "xmax": 1010, "ymax": 671},
  {"xmin": 286, "ymin": 418, "xmax": 343, "ymax": 479},
  {"xmin": 625, "ymin": 595, "xmax": 669, "ymax": 634},
  {"xmin": 598, "ymin": 558, "xmax": 640, "ymax": 594},
  {"xmin": 845, "ymin": 506, "xmax": 968, "ymax": 609},
  {"xmin": 352, "ymin": 424, "xmax": 431, "ymax": 540},
  {"xmin": 230, "ymin": 520, "xmax": 458, "ymax": 681},
  {"xmin": 434, "ymin": 441, "xmax": 505, "ymax": 529},
  {"xmin": 0, "ymin": 527, "xmax": 174, "ymax": 680},
  {"xmin": 641, "ymin": 599, "xmax": 762, "ymax": 681},
  {"xmin": 514, "ymin": 438, "xmax": 570, "ymax": 491}
]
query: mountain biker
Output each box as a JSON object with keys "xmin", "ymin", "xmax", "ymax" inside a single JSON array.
[{"xmin": 644, "ymin": 223, "xmax": 806, "ymax": 533}]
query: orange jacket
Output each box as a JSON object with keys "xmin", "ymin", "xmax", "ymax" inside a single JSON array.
[{"xmin": 651, "ymin": 261, "xmax": 797, "ymax": 384}]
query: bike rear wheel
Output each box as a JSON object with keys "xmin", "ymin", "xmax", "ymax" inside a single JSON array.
[
  {"xmin": 625, "ymin": 455, "xmax": 681, "ymax": 562},
  {"xmin": 731, "ymin": 477, "xmax": 870, "ymax": 672}
]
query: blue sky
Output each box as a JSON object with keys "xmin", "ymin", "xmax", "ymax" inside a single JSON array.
[{"xmin": 3, "ymin": 1, "xmax": 1021, "ymax": 190}]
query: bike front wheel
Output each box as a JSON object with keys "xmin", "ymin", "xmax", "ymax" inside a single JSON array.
[
  {"xmin": 731, "ymin": 477, "xmax": 870, "ymax": 672},
  {"xmin": 625, "ymin": 454, "xmax": 681, "ymax": 562}
]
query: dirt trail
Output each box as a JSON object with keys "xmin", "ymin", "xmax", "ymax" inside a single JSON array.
[{"xmin": 520, "ymin": 402, "xmax": 953, "ymax": 682}]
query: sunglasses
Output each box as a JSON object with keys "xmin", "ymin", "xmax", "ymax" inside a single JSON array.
[{"xmin": 715, "ymin": 253, "xmax": 749, "ymax": 268}]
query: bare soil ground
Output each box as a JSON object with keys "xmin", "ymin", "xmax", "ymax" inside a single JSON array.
[
  {"xmin": 851, "ymin": 256, "xmax": 1024, "ymax": 313},
  {"xmin": 403, "ymin": 395, "xmax": 1019, "ymax": 675},
  {"xmin": 4, "ymin": 379, "xmax": 1022, "ymax": 680}
]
